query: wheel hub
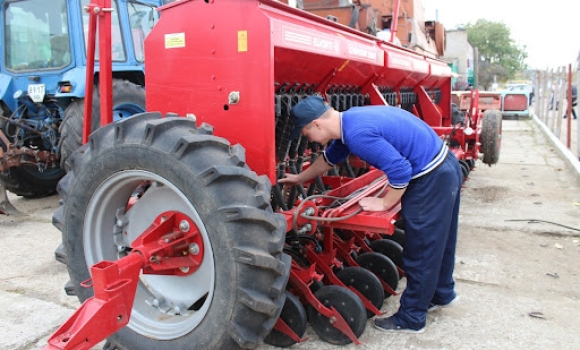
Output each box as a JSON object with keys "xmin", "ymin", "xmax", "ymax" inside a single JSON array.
[{"xmin": 84, "ymin": 171, "xmax": 216, "ymax": 339}]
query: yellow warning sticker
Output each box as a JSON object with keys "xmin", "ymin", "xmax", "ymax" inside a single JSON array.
[
  {"xmin": 165, "ymin": 33, "xmax": 185, "ymax": 49},
  {"xmin": 238, "ymin": 30, "xmax": 248, "ymax": 52}
]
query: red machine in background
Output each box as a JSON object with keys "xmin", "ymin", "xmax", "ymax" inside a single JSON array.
[{"xmin": 45, "ymin": 0, "xmax": 501, "ymax": 349}]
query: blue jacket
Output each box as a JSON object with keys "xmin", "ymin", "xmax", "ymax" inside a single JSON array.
[{"xmin": 325, "ymin": 106, "xmax": 446, "ymax": 188}]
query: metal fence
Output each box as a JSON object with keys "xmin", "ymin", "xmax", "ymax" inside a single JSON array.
[
  {"xmin": 533, "ymin": 64, "xmax": 579, "ymax": 161},
  {"xmin": 533, "ymin": 64, "xmax": 580, "ymax": 160}
]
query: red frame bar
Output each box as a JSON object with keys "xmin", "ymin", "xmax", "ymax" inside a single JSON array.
[
  {"xmin": 566, "ymin": 64, "xmax": 572, "ymax": 148},
  {"xmin": 82, "ymin": 0, "xmax": 113, "ymax": 145},
  {"xmin": 288, "ymin": 269, "xmax": 362, "ymax": 345},
  {"xmin": 304, "ymin": 245, "xmax": 386, "ymax": 315}
]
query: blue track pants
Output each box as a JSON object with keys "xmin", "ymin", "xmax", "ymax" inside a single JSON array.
[{"xmin": 391, "ymin": 151, "xmax": 463, "ymax": 330}]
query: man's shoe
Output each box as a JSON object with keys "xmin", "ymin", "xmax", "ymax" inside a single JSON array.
[
  {"xmin": 428, "ymin": 295, "xmax": 459, "ymax": 312},
  {"xmin": 374, "ymin": 317, "xmax": 425, "ymax": 334}
]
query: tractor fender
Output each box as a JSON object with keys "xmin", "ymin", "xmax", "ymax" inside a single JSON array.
[{"xmin": 54, "ymin": 67, "xmax": 87, "ymax": 98}]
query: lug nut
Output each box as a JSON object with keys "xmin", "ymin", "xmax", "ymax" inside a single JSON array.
[
  {"xmin": 189, "ymin": 243, "xmax": 200, "ymax": 255},
  {"xmin": 179, "ymin": 220, "xmax": 190, "ymax": 232}
]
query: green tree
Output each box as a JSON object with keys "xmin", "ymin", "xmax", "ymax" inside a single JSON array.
[{"xmin": 466, "ymin": 19, "xmax": 527, "ymax": 89}]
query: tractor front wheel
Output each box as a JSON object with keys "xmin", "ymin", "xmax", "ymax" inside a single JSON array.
[
  {"xmin": 53, "ymin": 112, "xmax": 290, "ymax": 349},
  {"xmin": 0, "ymin": 163, "xmax": 64, "ymax": 198}
]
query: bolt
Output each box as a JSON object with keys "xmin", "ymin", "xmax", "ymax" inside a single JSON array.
[
  {"xmin": 179, "ymin": 220, "xmax": 190, "ymax": 232},
  {"xmin": 189, "ymin": 243, "xmax": 200, "ymax": 255},
  {"xmin": 180, "ymin": 266, "xmax": 190, "ymax": 273},
  {"xmin": 329, "ymin": 316, "xmax": 336, "ymax": 324},
  {"xmin": 152, "ymin": 299, "xmax": 159, "ymax": 307},
  {"xmin": 116, "ymin": 219, "xmax": 123, "ymax": 227},
  {"xmin": 297, "ymin": 224, "xmax": 312, "ymax": 234},
  {"xmin": 228, "ymin": 91, "xmax": 240, "ymax": 104}
]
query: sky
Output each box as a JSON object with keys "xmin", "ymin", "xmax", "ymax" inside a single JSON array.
[{"xmin": 423, "ymin": 0, "xmax": 580, "ymax": 69}]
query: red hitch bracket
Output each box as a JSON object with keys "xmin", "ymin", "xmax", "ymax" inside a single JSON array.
[
  {"xmin": 45, "ymin": 254, "xmax": 144, "ymax": 350},
  {"xmin": 43, "ymin": 211, "xmax": 204, "ymax": 350}
]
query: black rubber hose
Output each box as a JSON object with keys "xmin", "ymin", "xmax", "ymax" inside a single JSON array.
[{"xmin": 505, "ymin": 219, "xmax": 580, "ymax": 232}]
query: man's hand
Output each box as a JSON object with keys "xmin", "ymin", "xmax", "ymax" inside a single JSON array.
[
  {"xmin": 277, "ymin": 156, "xmax": 333, "ymax": 187},
  {"xmin": 277, "ymin": 173, "xmax": 302, "ymax": 186},
  {"xmin": 359, "ymin": 187, "xmax": 406, "ymax": 212},
  {"xmin": 359, "ymin": 197, "xmax": 387, "ymax": 212}
]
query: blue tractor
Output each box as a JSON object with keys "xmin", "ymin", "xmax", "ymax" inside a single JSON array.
[{"xmin": 0, "ymin": 0, "xmax": 164, "ymax": 198}]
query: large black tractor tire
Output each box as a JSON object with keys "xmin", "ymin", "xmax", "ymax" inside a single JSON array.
[
  {"xmin": 59, "ymin": 79, "xmax": 145, "ymax": 171},
  {"xmin": 0, "ymin": 109, "xmax": 64, "ymax": 198},
  {"xmin": 53, "ymin": 112, "xmax": 290, "ymax": 349},
  {"xmin": 480, "ymin": 109, "xmax": 502, "ymax": 166},
  {"xmin": 0, "ymin": 166, "xmax": 64, "ymax": 198}
]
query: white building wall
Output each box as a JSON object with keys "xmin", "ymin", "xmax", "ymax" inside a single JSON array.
[{"xmin": 444, "ymin": 29, "xmax": 475, "ymax": 89}]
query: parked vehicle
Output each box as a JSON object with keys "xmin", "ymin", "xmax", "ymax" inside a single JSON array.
[
  {"xmin": 499, "ymin": 83, "xmax": 534, "ymax": 119},
  {"xmin": 503, "ymin": 83, "xmax": 535, "ymax": 104},
  {"xmin": 0, "ymin": 0, "xmax": 163, "ymax": 198}
]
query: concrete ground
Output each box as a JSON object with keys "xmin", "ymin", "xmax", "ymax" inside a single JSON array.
[{"xmin": 1, "ymin": 117, "xmax": 579, "ymax": 350}]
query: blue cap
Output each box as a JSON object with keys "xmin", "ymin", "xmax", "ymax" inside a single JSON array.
[{"xmin": 289, "ymin": 95, "xmax": 330, "ymax": 140}]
